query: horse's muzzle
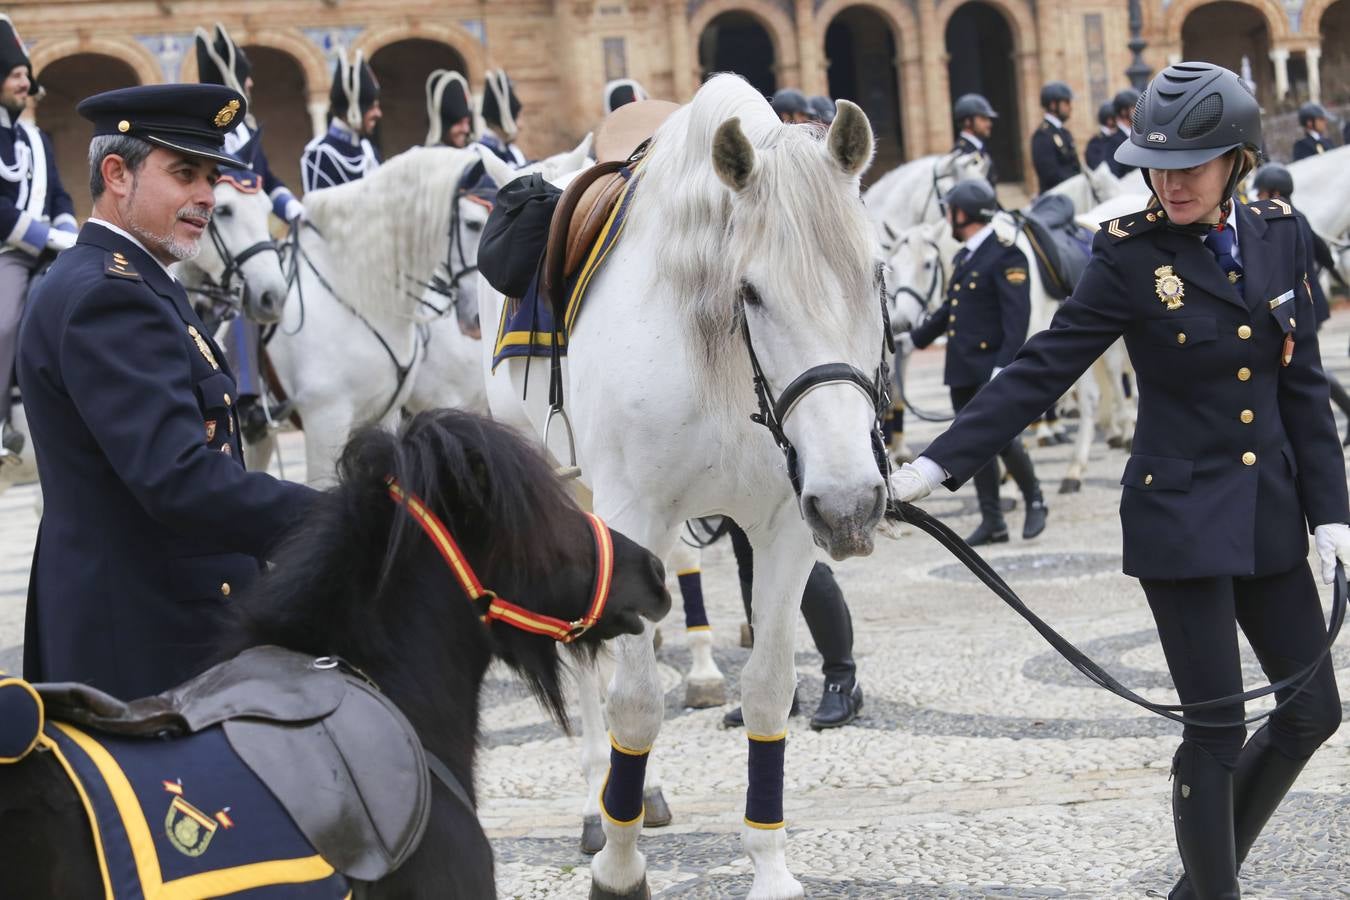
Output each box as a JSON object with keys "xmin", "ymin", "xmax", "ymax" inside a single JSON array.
[
  {"xmin": 246, "ymin": 287, "xmax": 284, "ymax": 325},
  {"xmin": 802, "ymin": 483, "xmax": 886, "ymax": 560}
]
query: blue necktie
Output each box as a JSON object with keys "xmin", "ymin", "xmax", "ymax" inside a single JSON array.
[
  {"xmin": 1203, "ymin": 225, "xmax": 1243, "ymax": 287},
  {"xmin": 953, "ymin": 247, "xmax": 970, "ymax": 271}
]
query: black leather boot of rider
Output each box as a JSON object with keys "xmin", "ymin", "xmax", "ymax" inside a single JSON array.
[{"xmin": 1170, "ymin": 742, "xmax": 1240, "ymax": 900}]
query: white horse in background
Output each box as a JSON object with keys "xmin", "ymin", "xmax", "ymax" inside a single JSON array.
[
  {"xmin": 483, "ymin": 75, "xmax": 887, "ymax": 899},
  {"xmin": 864, "ymin": 150, "xmax": 990, "ymax": 241},
  {"xmin": 1044, "ymin": 161, "xmax": 1140, "ymax": 215}
]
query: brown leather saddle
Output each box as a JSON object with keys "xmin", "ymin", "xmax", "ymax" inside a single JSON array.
[
  {"xmin": 542, "ymin": 100, "xmax": 678, "ymax": 310},
  {"xmin": 36, "ymin": 646, "xmax": 431, "ymax": 882}
]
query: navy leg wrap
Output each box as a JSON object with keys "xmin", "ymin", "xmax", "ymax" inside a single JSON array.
[
  {"xmin": 600, "ymin": 735, "xmax": 650, "ymax": 825},
  {"xmin": 679, "ymin": 570, "xmax": 710, "ymax": 630},
  {"xmin": 744, "ymin": 734, "xmax": 787, "ymax": 829}
]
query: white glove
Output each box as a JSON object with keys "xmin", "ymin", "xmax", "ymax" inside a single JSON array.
[
  {"xmin": 896, "ymin": 332, "xmax": 915, "ymax": 356},
  {"xmin": 889, "ymin": 457, "xmax": 944, "ymax": 504},
  {"xmin": 45, "ymin": 229, "xmax": 76, "ymax": 253},
  {"xmin": 283, "ymin": 198, "xmax": 306, "ymax": 223},
  {"xmin": 1314, "ymin": 523, "xmax": 1350, "ymax": 584}
]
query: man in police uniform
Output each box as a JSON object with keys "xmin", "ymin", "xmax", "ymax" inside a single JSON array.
[
  {"xmin": 1031, "ymin": 81, "xmax": 1082, "ymax": 194},
  {"xmin": 300, "ymin": 48, "xmax": 381, "ymax": 194},
  {"xmin": 770, "ymin": 88, "xmax": 812, "ymax": 125},
  {"xmin": 1109, "ymin": 88, "xmax": 1139, "ymax": 177},
  {"xmin": 17, "ymin": 84, "xmax": 318, "ymax": 700},
  {"xmin": 899, "ymin": 179, "xmax": 1047, "ymax": 544},
  {"xmin": 196, "ymin": 23, "xmax": 299, "ymax": 443},
  {"xmin": 1085, "ymin": 101, "xmax": 1122, "ymax": 174},
  {"xmin": 952, "ymin": 93, "xmax": 998, "ymax": 186},
  {"xmin": 1292, "ymin": 102, "xmax": 1333, "ymax": 160},
  {"xmin": 425, "ymin": 69, "xmax": 474, "ymax": 149},
  {"xmin": 0, "ymin": 15, "xmax": 76, "ymax": 461},
  {"xmin": 478, "ymin": 68, "xmax": 526, "ymax": 167}
]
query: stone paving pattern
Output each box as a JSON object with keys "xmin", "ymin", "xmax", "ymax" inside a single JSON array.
[{"xmin": 3, "ymin": 315, "xmax": 1349, "ymax": 898}]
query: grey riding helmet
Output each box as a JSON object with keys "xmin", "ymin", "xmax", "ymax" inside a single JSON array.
[
  {"xmin": 1115, "ymin": 62, "xmax": 1261, "ymax": 171},
  {"xmin": 809, "ymin": 95, "xmax": 836, "ymax": 124},
  {"xmin": 943, "ymin": 177, "xmax": 999, "ymax": 223},
  {"xmin": 771, "ymin": 88, "xmax": 810, "ymax": 117},
  {"xmin": 1112, "ymin": 88, "xmax": 1140, "ymax": 119},
  {"xmin": 1040, "ymin": 81, "xmax": 1073, "ymax": 109},
  {"xmin": 1252, "ymin": 163, "xmax": 1294, "ymax": 198},
  {"xmin": 953, "ymin": 93, "xmax": 998, "ymax": 122},
  {"xmin": 1297, "ymin": 102, "xmax": 1329, "ymax": 127},
  {"xmin": 1097, "ymin": 101, "xmax": 1117, "ymax": 127}
]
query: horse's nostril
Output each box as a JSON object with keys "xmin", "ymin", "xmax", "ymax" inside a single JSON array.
[{"xmin": 650, "ymin": 556, "xmax": 666, "ymax": 586}]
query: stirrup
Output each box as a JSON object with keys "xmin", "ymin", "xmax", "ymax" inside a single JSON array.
[{"xmin": 544, "ymin": 405, "xmax": 581, "ymax": 480}]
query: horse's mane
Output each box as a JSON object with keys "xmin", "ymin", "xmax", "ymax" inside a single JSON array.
[
  {"xmin": 628, "ymin": 74, "xmax": 877, "ymax": 434},
  {"xmin": 303, "ymin": 147, "xmax": 479, "ymax": 319}
]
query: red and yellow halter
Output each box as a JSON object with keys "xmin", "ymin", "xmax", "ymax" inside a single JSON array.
[{"xmin": 387, "ymin": 479, "xmax": 615, "ymax": 643}]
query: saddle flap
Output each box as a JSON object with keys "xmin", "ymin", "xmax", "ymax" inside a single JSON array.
[
  {"xmin": 543, "ymin": 160, "xmax": 626, "ymax": 309},
  {"xmin": 223, "ymin": 676, "xmax": 431, "ymax": 881},
  {"xmin": 594, "ymin": 99, "xmax": 679, "ymax": 164},
  {"xmin": 564, "ymin": 170, "xmax": 629, "ymax": 278}
]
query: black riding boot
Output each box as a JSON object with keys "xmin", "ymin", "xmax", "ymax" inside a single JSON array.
[
  {"xmin": 801, "ymin": 563, "xmax": 862, "ymax": 729},
  {"xmin": 1170, "ymin": 742, "xmax": 1240, "ymax": 899},
  {"xmin": 968, "ymin": 461, "xmax": 1009, "ymax": 546},
  {"xmin": 1000, "ymin": 439, "xmax": 1047, "ymax": 539},
  {"xmin": 1168, "ymin": 727, "xmax": 1307, "ymax": 899}
]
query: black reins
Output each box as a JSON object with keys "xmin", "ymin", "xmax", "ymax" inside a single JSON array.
[
  {"xmin": 887, "ymin": 500, "xmax": 1346, "ymax": 727},
  {"xmin": 185, "ymin": 218, "xmax": 283, "ymax": 325},
  {"xmin": 888, "ymin": 234, "xmax": 956, "ymax": 423}
]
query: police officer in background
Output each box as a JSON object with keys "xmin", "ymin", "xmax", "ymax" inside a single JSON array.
[
  {"xmin": 952, "ymin": 93, "xmax": 998, "ymax": 186},
  {"xmin": 1292, "ymin": 102, "xmax": 1333, "ymax": 160},
  {"xmin": 300, "ymin": 48, "xmax": 381, "ymax": 194},
  {"xmin": 1110, "ymin": 88, "xmax": 1140, "ymax": 176},
  {"xmin": 478, "ymin": 68, "xmax": 526, "ymax": 167},
  {"xmin": 195, "ymin": 22, "xmax": 300, "ymax": 443},
  {"xmin": 424, "ymin": 69, "xmax": 474, "ymax": 148},
  {"xmin": 18, "ymin": 84, "xmax": 319, "ymax": 700},
  {"xmin": 770, "ymin": 88, "xmax": 812, "ymax": 125},
  {"xmin": 1031, "ymin": 81, "xmax": 1081, "ymax": 194},
  {"xmin": 0, "ymin": 15, "xmax": 76, "ymax": 461},
  {"xmin": 807, "ymin": 95, "xmax": 836, "ymax": 125},
  {"xmin": 893, "ymin": 63, "xmax": 1347, "ymax": 897},
  {"xmin": 898, "ymin": 179, "xmax": 1048, "ymax": 545},
  {"xmin": 1085, "ymin": 101, "xmax": 1122, "ymax": 175},
  {"xmin": 604, "ymin": 78, "xmax": 648, "ymax": 115}
]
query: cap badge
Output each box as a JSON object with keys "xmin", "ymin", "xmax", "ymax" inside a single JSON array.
[
  {"xmin": 1147, "ymin": 132, "xmax": 1167, "ymax": 143},
  {"xmin": 213, "ymin": 99, "xmax": 241, "ymax": 128},
  {"xmin": 117, "ymin": 120, "xmax": 131, "ymax": 134},
  {"xmin": 1154, "ymin": 265, "xmax": 1185, "ymax": 310}
]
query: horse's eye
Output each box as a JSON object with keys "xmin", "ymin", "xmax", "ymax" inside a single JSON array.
[
  {"xmin": 465, "ymin": 220, "xmax": 483, "ymax": 233},
  {"xmin": 740, "ymin": 282, "xmax": 762, "ymax": 307},
  {"xmin": 216, "ymin": 206, "xmax": 233, "ymax": 218}
]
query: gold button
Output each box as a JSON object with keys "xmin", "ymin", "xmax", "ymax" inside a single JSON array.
[
  {"xmin": 1147, "ymin": 212, "xmax": 1157, "ymax": 222},
  {"xmin": 968, "ymin": 281, "xmax": 976, "ymax": 289},
  {"xmin": 1176, "ymin": 333, "xmax": 1187, "ymax": 345},
  {"xmin": 223, "ymin": 393, "xmax": 231, "ymax": 406},
  {"xmin": 1242, "ymin": 451, "xmax": 1256, "ymax": 466},
  {"xmin": 221, "ymin": 582, "xmax": 231, "ymax": 596},
  {"xmin": 1240, "ymin": 409, "xmax": 1254, "ymax": 424},
  {"xmin": 1144, "ymin": 474, "xmax": 1153, "ymax": 485},
  {"xmin": 954, "ymin": 284, "xmax": 961, "ymax": 292},
  {"xmin": 948, "ymin": 329, "xmax": 955, "ymax": 336},
  {"xmin": 117, "ymin": 119, "xmax": 130, "ymax": 133},
  {"xmin": 951, "ymin": 299, "xmax": 959, "ymax": 306},
  {"xmin": 979, "ymin": 341, "xmax": 988, "ymax": 349},
  {"xmin": 949, "ymin": 314, "xmax": 956, "ymax": 322},
  {"xmin": 1289, "ymin": 317, "xmax": 1296, "ymax": 328},
  {"xmin": 1238, "ymin": 325, "xmax": 1252, "ymax": 339},
  {"xmin": 1238, "ymin": 367, "xmax": 1251, "ymax": 381}
]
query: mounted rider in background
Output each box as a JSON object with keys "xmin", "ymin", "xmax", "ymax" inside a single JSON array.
[
  {"xmin": 1031, "ymin": 81, "xmax": 1081, "ymax": 194},
  {"xmin": 952, "ymin": 93, "xmax": 998, "ymax": 186},
  {"xmin": 300, "ymin": 48, "xmax": 381, "ymax": 194},
  {"xmin": 425, "ymin": 69, "xmax": 474, "ymax": 149},
  {"xmin": 477, "ymin": 69, "xmax": 526, "ymax": 167},
  {"xmin": 1292, "ymin": 102, "xmax": 1333, "ymax": 161},
  {"xmin": 604, "ymin": 78, "xmax": 648, "ymax": 115}
]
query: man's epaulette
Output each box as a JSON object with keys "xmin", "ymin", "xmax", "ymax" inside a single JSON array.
[
  {"xmin": 104, "ymin": 251, "xmax": 140, "ymax": 281},
  {"xmin": 1099, "ymin": 207, "xmax": 1167, "ymax": 243},
  {"xmin": 1246, "ymin": 197, "xmax": 1295, "ymax": 220}
]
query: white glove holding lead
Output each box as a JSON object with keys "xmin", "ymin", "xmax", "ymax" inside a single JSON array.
[
  {"xmin": 896, "ymin": 332, "xmax": 915, "ymax": 356},
  {"xmin": 45, "ymin": 229, "xmax": 77, "ymax": 253},
  {"xmin": 889, "ymin": 456, "xmax": 944, "ymax": 504},
  {"xmin": 284, "ymin": 198, "xmax": 306, "ymax": 224},
  {"xmin": 1314, "ymin": 523, "xmax": 1350, "ymax": 584}
]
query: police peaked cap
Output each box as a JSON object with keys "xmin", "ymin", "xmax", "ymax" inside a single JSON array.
[
  {"xmin": 604, "ymin": 78, "xmax": 648, "ymax": 115},
  {"xmin": 481, "ymin": 69, "xmax": 522, "ymax": 139},
  {"xmin": 330, "ymin": 48, "xmax": 379, "ymax": 132},
  {"xmin": 77, "ymin": 83, "xmax": 249, "ymax": 169},
  {"xmin": 0, "ymin": 15, "xmax": 33, "ymax": 86},
  {"xmin": 425, "ymin": 69, "xmax": 473, "ymax": 146},
  {"xmin": 194, "ymin": 23, "xmax": 251, "ymax": 98}
]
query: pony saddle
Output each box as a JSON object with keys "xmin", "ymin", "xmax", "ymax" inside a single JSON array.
[
  {"xmin": 33, "ymin": 646, "xmax": 431, "ymax": 884},
  {"xmin": 1019, "ymin": 194, "xmax": 1092, "ymax": 300}
]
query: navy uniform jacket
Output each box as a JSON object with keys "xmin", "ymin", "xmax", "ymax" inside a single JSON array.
[
  {"xmin": 224, "ymin": 120, "xmax": 299, "ymax": 221},
  {"xmin": 0, "ymin": 108, "xmax": 76, "ymax": 256},
  {"xmin": 1031, "ymin": 118, "xmax": 1082, "ymax": 194},
  {"xmin": 1292, "ymin": 133, "xmax": 1332, "ymax": 161},
  {"xmin": 954, "ymin": 134, "xmax": 997, "ymax": 187},
  {"xmin": 477, "ymin": 132, "xmax": 527, "ymax": 168},
  {"xmin": 1085, "ymin": 129, "xmax": 1131, "ymax": 178},
  {"xmin": 923, "ymin": 200, "xmax": 1349, "ymax": 579},
  {"xmin": 300, "ymin": 120, "xmax": 380, "ymax": 194},
  {"xmin": 17, "ymin": 222, "xmax": 318, "ymax": 699},
  {"xmin": 910, "ymin": 234, "xmax": 1031, "ymax": 388}
]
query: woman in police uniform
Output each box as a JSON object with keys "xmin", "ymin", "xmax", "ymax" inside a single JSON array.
[{"xmin": 893, "ymin": 63, "xmax": 1347, "ymax": 898}]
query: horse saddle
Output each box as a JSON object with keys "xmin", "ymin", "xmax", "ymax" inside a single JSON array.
[
  {"xmin": 543, "ymin": 100, "xmax": 678, "ymax": 307},
  {"xmin": 1020, "ymin": 194, "xmax": 1091, "ymax": 300},
  {"xmin": 36, "ymin": 645, "xmax": 431, "ymax": 882}
]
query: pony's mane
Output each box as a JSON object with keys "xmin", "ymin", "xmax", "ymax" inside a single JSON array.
[
  {"xmin": 628, "ymin": 74, "xmax": 877, "ymax": 432},
  {"xmin": 303, "ymin": 147, "xmax": 480, "ymax": 319}
]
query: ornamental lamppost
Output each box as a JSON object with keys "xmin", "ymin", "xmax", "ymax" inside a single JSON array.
[{"xmin": 1126, "ymin": 0, "xmax": 1151, "ymax": 90}]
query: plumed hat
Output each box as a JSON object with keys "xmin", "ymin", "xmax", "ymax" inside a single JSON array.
[
  {"xmin": 194, "ymin": 23, "xmax": 251, "ymax": 98},
  {"xmin": 480, "ymin": 68, "xmax": 522, "ymax": 139},
  {"xmin": 603, "ymin": 78, "xmax": 648, "ymax": 115},
  {"xmin": 0, "ymin": 15, "xmax": 34, "ymax": 94},
  {"xmin": 425, "ymin": 69, "xmax": 473, "ymax": 145},
  {"xmin": 329, "ymin": 48, "xmax": 379, "ymax": 132}
]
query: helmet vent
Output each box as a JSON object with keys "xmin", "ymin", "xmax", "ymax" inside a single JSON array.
[
  {"xmin": 1132, "ymin": 89, "xmax": 1149, "ymax": 132},
  {"xmin": 1179, "ymin": 93, "xmax": 1223, "ymax": 139}
]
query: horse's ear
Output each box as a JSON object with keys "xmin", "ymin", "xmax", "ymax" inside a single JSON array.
[
  {"xmin": 712, "ymin": 117, "xmax": 756, "ymax": 192},
  {"xmin": 475, "ymin": 147, "xmax": 518, "ymax": 190},
  {"xmin": 827, "ymin": 100, "xmax": 873, "ymax": 178}
]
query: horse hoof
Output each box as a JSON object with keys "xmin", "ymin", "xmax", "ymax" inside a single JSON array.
[
  {"xmin": 739, "ymin": 623, "xmax": 754, "ymax": 648},
  {"xmin": 1106, "ymin": 435, "xmax": 1124, "ymax": 449},
  {"xmin": 643, "ymin": 787, "xmax": 672, "ymax": 828},
  {"xmin": 1058, "ymin": 478, "xmax": 1081, "ymax": 494},
  {"xmin": 590, "ymin": 879, "xmax": 651, "ymax": 900},
  {"xmin": 684, "ymin": 677, "xmax": 726, "ymax": 709},
  {"xmin": 652, "ymin": 628, "xmax": 663, "ymax": 653},
  {"xmin": 580, "ymin": 815, "xmax": 606, "ymax": 855}
]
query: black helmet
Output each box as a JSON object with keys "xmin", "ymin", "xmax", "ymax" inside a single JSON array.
[
  {"xmin": 943, "ymin": 177, "xmax": 999, "ymax": 223},
  {"xmin": 1115, "ymin": 62, "xmax": 1260, "ymax": 171},
  {"xmin": 1252, "ymin": 163, "xmax": 1294, "ymax": 198},
  {"xmin": 771, "ymin": 88, "xmax": 810, "ymax": 117},
  {"xmin": 953, "ymin": 93, "xmax": 998, "ymax": 122},
  {"xmin": 1040, "ymin": 81, "xmax": 1073, "ymax": 109},
  {"xmin": 1097, "ymin": 101, "xmax": 1117, "ymax": 127},
  {"xmin": 808, "ymin": 95, "xmax": 836, "ymax": 124},
  {"xmin": 1297, "ymin": 102, "xmax": 1329, "ymax": 127},
  {"xmin": 1112, "ymin": 88, "xmax": 1140, "ymax": 118}
]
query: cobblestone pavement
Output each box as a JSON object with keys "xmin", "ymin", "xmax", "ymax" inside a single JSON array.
[{"xmin": 3, "ymin": 314, "xmax": 1350, "ymax": 899}]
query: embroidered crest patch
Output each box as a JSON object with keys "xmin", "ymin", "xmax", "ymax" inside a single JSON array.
[
  {"xmin": 1154, "ymin": 266, "xmax": 1185, "ymax": 310},
  {"xmin": 187, "ymin": 325, "xmax": 220, "ymax": 371},
  {"xmin": 1004, "ymin": 268, "xmax": 1028, "ymax": 285},
  {"xmin": 163, "ymin": 780, "xmax": 232, "ymax": 858},
  {"xmin": 214, "ymin": 99, "xmax": 241, "ymax": 128}
]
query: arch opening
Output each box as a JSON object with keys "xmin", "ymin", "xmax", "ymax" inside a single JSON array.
[
  {"xmin": 1321, "ymin": 0, "xmax": 1350, "ymax": 115},
  {"xmin": 1181, "ymin": 2, "xmax": 1274, "ymax": 107},
  {"xmin": 369, "ymin": 38, "xmax": 469, "ymax": 158},
  {"xmin": 698, "ymin": 11, "xmax": 776, "ymax": 96},
  {"xmin": 241, "ymin": 46, "xmax": 309, "ymax": 197},
  {"xmin": 945, "ymin": 2, "xmax": 1022, "ymax": 183},
  {"xmin": 826, "ymin": 5, "xmax": 904, "ymax": 179}
]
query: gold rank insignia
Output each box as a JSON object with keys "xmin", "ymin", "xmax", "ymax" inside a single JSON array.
[
  {"xmin": 1053, "ymin": 133, "xmax": 1064, "ymax": 148},
  {"xmin": 205, "ymin": 420, "xmax": 217, "ymax": 443},
  {"xmin": 1154, "ymin": 265, "xmax": 1185, "ymax": 310},
  {"xmin": 1004, "ymin": 267, "xmax": 1028, "ymax": 285},
  {"xmin": 214, "ymin": 99, "xmax": 241, "ymax": 128},
  {"xmin": 1228, "ymin": 270, "xmax": 1242, "ymax": 284},
  {"xmin": 187, "ymin": 325, "xmax": 220, "ymax": 370}
]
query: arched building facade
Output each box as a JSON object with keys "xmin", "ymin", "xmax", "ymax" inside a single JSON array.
[{"xmin": 8, "ymin": 0, "xmax": 1347, "ymax": 209}]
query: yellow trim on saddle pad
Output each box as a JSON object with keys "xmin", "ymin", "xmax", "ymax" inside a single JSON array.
[{"xmin": 563, "ymin": 170, "xmax": 641, "ymax": 334}]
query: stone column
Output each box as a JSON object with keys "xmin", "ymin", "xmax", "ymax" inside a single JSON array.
[
  {"xmin": 1269, "ymin": 46, "xmax": 1291, "ymax": 100},
  {"xmin": 668, "ymin": 0, "xmax": 695, "ymax": 100},
  {"xmin": 307, "ymin": 99, "xmax": 327, "ymax": 139},
  {"xmin": 1306, "ymin": 45, "xmax": 1322, "ymax": 104},
  {"xmin": 795, "ymin": 0, "xmax": 825, "ymax": 96},
  {"xmin": 916, "ymin": 0, "xmax": 946, "ymax": 156}
]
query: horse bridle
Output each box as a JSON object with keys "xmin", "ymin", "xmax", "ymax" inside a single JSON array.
[
  {"xmin": 387, "ymin": 478, "xmax": 615, "ymax": 643},
  {"xmin": 740, "ymin": 267, "xmax": 894, "ymax": 499},
  {"xmin": 888, "ymin": 234, "xmax": 947, "ymax": 316},
  {"xmin": 204, "ymin": 216, "xmax": 283, "ymax": 308},
  {"xmin": 415, "ymin": 190, "xmax": 494, "ymax": 319}
]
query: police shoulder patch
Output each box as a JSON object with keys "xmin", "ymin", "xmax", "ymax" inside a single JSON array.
[
  {"xmin": 1100, "ymin": 207, "xmax": 1166, "ymax": 244},
  {"xmin": 1247, "ymin": 198, "xmax": 1294, "ymax": 219},
  {"xmin": 105, "ymin": 252, "xmax": 141, "ymax": 281},
  {"xmin": 1004, "ymin": 267, "xmax": 1028, "ymax": 285}
]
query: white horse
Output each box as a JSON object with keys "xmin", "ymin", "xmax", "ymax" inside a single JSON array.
[
  {"xmin": 482, "ymin": 75, "xmax": 886, "ymax": 899},
  {"xmin": 864, "ymin": 150, "xmax": 990, "ymax": 241},
  {"xmin": 1045, "ymin": 161, "xmax": 1139, "ymax": 215},
  {"xmin": 1282, "ymin": 146, "xmax": 1350, "ymax": 249}
]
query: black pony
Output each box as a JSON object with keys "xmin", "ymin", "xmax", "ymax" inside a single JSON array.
[{"xmin": 0, "ymin": 408, "xmax": 671, "ymax": 898}]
